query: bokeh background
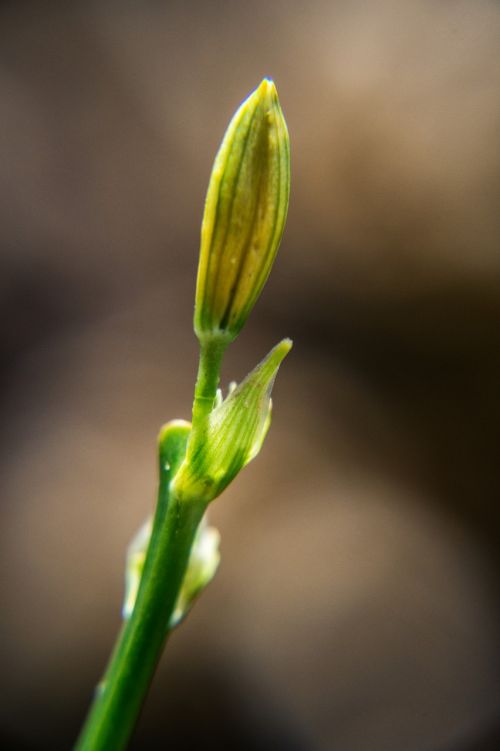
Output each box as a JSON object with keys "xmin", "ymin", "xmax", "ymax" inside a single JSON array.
[{"xmin": 1, "ymin": 1, "xmax": 500, "ymax": 749}]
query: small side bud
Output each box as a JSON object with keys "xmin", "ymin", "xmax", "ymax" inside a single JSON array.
[
  {"xmin": 194, "ymin": 79, "xmax": 290, "ymax": 343},
  {"xmin": 169, "ymin": 515, "xmax": 220, "ymax": 628},
  {"xmin": 123, "ymin": 513, "xmax": 220, "ymax": 628},
  {"xmin": 172, "ymin": 339, "xmax": 292, "ymax": 504},
  {"xmin": 123, "ymin": 516, "xmax": 152, "ymax": 620}
]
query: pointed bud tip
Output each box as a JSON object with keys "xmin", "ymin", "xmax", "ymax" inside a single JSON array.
[
  {"xmin": 256, "ymin": 77, "xmax": 278, "ymax": 105},
  {"xmin": 271, "ymin": 337, "xmax": 293, "ymax": 364},
  {"xmin": 252, "ymin": 338, "xmax": 292, "ymax": 385},
  {"xmin": 258, "ymin": 77, "xmax": 275, "ymax": 91}
]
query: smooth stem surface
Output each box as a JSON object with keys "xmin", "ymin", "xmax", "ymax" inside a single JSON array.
[
  {"xmin": 190, "ymin": 335, "xmax": 227, "ymax": 438},
  {"xmin": 75, "ymin": 458, "xmax": 206, "ymax": 751}
]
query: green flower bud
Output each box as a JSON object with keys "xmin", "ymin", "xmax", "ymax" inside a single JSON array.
[
  {"xmin": 172, "ymin": 338, "xmax": 292, "ymax": 504},
  {"xmin": 194, "ymin": 79, "xmax": 290, "ymax": 343}
]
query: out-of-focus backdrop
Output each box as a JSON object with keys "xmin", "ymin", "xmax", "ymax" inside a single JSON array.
[{"xmin": 1, "ymin": 2, "xmax": 500, "ymax": 749}]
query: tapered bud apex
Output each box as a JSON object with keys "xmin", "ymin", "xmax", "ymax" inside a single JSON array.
[{"xmin": 194, "ymin": 79, "xmax": 290, "ymax": 343}]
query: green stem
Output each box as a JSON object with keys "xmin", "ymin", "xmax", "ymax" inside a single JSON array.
[
  {"xmin": 190, "ymin": 335, "xmax": 228, "ymax": 435},
  {"xmin": 75, "ymin": 455, "xmax": 207, "ymax": 751},
  {"xmin": 75, "ymin": 337, "xmax": 226, "ymax": 750}
]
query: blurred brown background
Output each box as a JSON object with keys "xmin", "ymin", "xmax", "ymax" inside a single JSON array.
[{"xmin": 1, "ymin": 1, "xmax": 500, "ymax": 749}]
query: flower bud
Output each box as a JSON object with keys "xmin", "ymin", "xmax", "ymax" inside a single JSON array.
[
  {"xmin": 171, "ymin": 338, "xmax": 292, "ymax": 504},
  {"xmin": 169, "ymin": 515, "xmax": 220, "ymax": 627},
  {"xmin": 194, "ymin": 79, "xmax": 290, "ymax": 343}
]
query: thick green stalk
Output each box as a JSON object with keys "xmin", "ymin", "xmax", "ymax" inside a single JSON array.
[{"xmin": 75, "ymin": 449, "xmax": 206, "ymax": 751}]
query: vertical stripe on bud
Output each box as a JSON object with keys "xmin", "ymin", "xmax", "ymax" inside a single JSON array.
[{"xmin": 194, "ymin": 79, "xmax": 290, "ymax": 342}]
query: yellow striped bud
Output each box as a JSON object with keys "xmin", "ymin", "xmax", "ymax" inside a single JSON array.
[{"xmin": 194, "ymin": 79, "xmax": 290, "ymax": 343}]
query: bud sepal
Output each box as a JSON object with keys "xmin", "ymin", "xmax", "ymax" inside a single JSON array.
[{"xmin": 172, "ymin": 338, "xmax": 292, "ymax": 505}]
